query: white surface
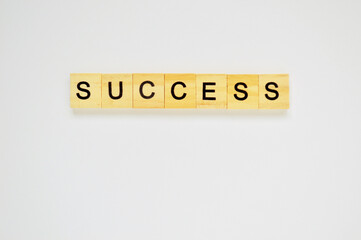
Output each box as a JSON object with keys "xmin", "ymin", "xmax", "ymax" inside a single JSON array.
[{"xmin": 1, "ymin": 0, "xmax": 361, "ymax": 239}]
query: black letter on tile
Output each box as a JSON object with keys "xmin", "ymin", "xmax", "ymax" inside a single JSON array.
[
  {"xmin": 108, "ymin": 82, "xmax": 123, "ymax": 99},
  {"xmin": 234, "ymin": 82, "xmax": 248, "ymax": 101},
  {"xmin": 171, "ymin": 81, "xmax": 187, "ymax": 100},
  {"xmin": 76, "ymin": 81, "xmax": 91, "ymax": 100},
  {"xmin": 265, "ymin": 82, "xmax": 279, "ymax": 100},
  {"xmin": 203, "ymin": 82, "xmax": 216, "ymax": 100},
  {"xmin": 140, "ymin": 81, "xmax": 155, "ymax": 99}
]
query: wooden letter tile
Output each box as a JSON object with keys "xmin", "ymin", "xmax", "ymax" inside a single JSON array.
[
  {"xmin": 102, "ymin": 74, "xmax": 132, "ymax": 108},
  {"xmin": 165, "ymin": 74, "xmax": 196, "ymax": 108},
  {"xmin": 196, "ymin": 74, "xmax": 227, "ymax": 109},
  {"xmin": 133, "ymin": 73, "xmax": 164, "ymax": 108},
  {"xmin": 259, "ymin": 74, "xmax": 289, "ymax": 109},
  {"xmin": 227, "ymin": 74, "xmax": 258, "ymax": 109},
  {"xmin": 70, "ymin": 73, "xmax": 101, "ymax": 108}
]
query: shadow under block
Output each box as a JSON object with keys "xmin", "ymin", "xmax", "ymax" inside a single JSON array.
[
  {"xmin": 133, "ymin": 73, "xmax": 164, "ymax": 108},
  {"xmin": 70, "ymin": 73, "xmax": 101, "ymax": 108},
  {"xmin": 102, "ymin": 74, "xmax": 132, "ymax": 108},
  {"xmin": 196, "ymin": 74, "xmax": 227, "ymax": 109},
  {"xmin": 165, "ymin": 74, "xmax": 196, "ymax": 108},
  {"xmin": 259, "ymin": 74, "xmax": 289, "ymax": 109},
  {"xmin": 227, "ymin": 74, "xmax": 259, "ymax": 109}
]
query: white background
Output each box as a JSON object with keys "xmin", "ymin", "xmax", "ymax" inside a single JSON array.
[{"xmin": 1, "ymin": 0, "xmax": 361, "ymax": 239}]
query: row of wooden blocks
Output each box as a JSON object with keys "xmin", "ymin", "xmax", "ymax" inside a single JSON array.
[{"xmin": 70, "ymin": 73, "xmax": 289, "ymax": 109}]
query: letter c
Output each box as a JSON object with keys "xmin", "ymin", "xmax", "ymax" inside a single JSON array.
[
  {"xmin": 171, "ymin": 81, "xmax": 187, "ymax": 100},
  {"xmin": 139, "ymin": 81, "xmax": 155, "ymax": 99}
]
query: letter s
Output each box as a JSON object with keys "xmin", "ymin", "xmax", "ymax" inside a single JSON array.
[
  {"xmin": 265, "ymin": 82, "xmax": 279, "ymax": 100},
  {"xmin": 76, "ymin": 81, "xmax": 91, "ymax": 100},
  {"xmin": 234, "ymin": 82, "xmax": 248, "ymax": 101}
]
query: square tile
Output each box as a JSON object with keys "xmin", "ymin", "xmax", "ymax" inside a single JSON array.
[
  {"xmin": 196, "ymin": 74, "xmax": 227, "ymax": 109},
  {"xmin": 70, "ymin": 73, "xmax": 101, "ymax": 108},
  {"xmin": 165, "ymin": 73, "xmax": 196, "ymax": 108},
  {"xmin": 102, "ymin": 74, "xmax": 132, "ymax": 108},
  {"xmin": 227, "ymin": 74, "xmax": 258, "ymax": 109},
  {"xmin": 133, "ymin": 73, "xmax": 164, "ymax": 108},
  {"xmin": 259, "ymin": 74, "xmax": 289, "ymax": 109}
]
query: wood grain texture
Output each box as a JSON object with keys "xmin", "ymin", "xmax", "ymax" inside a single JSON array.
[
  {"xmin": 70, "ymin": 73, "xmax": 101, "ymax": 108},
  {"xmin": 196, "ymin": 74, "xmax": 227, "ymax": 109},
  {"xmin": 259, "ymin": 74, "xmax": 289, "ymax": 109},
  {"xmin": 133, "ymin": 73, "xmax": 164, "ymax": 108},
  {"xmin": 165, "ymin": 73, "xmax": 196, "ymax": 108},
  {"xmin": 70, "ymin": 73, "xmax": 289, "ymax": 109},
  {"xmin": 227, "ymin": 74, "xmax": 259, "ymax": 109},
  {"xmin": 102, "ymin": 74, "xmax": 132, "ymax": 108}
]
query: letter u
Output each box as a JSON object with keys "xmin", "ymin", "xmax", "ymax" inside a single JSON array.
[{"xmin": 108, "ymin": 82, "xmax": 123, "ymax": 99}]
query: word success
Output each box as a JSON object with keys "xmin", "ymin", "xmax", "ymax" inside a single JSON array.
[{"xmin": 70, "ymin": 73, "xmax": 289, "ymax": 109}]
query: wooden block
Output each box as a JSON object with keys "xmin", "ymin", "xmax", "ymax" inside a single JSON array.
[
  {"xmin": 259, "ymin": 74, "xmax": 289, "ymax": 109},
  {"xmin": 227, "ymin": 74, "xmax": 258, "ymax": 109},
  {"xmin": 133, "ymin": 73, "xmax": 164, "ymax": 108},
  {"xmin": 196, "ymin": 74, "xmax": 227, "ymax": 109},
  {"xmin": 70, "ymin": 73, "xmax": 101, "ymax": 108},
  {"xmin": 102, "ymin": 74, "xmax": 132, "ymax": 108},
  {"xmin": 165, "ymin": 74, "xmax": 196, "ymax": 108}
]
